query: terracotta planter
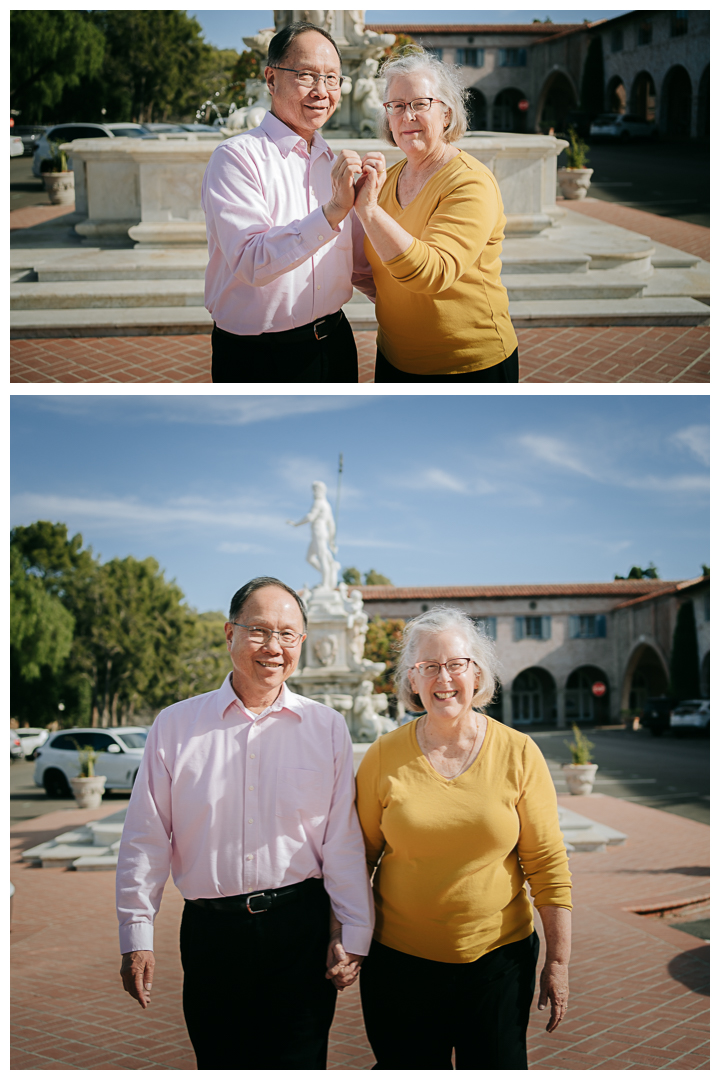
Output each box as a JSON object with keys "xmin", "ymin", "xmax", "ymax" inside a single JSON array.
[
  {"xmin": 557, "ymin": 167, "xmax": 594, "ymax": 201},
  {"xmin": 70, "ymin": 774, "xmax": 106, "ymax": 809},
  {"xmin": 42, "ymin": 170, "xmax": 75, "ymax": 206},
  {"xmin": 561, "ymin": 762, "xmax": 598, "ymax": 795}
]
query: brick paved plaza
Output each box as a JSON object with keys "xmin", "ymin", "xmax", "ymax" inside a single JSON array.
[{"xmin": 11, "ymin": 794, "xmax": 708, "ymax": 1070}]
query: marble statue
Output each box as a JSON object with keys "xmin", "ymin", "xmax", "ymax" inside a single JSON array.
[
  {"xmin": 287, "ymin": 480, "xmax": 340, "ymax": 590},
  {"xmin": 354, "ymin": 680, "xmax": 395, "ymax": 740},
  {"xmin": 353, "ymin": 58, "xmax": 384, "ymax": 135}
]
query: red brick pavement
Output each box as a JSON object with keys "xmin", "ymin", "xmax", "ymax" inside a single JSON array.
[
  {"xmin": 10, "ymin": 204, "xmax": 76, "ymax": 231},
  {"xmin": 9, "ymin": 325, "xmax": 709, "ymax": 383},
  {"xmin": 11, "ymin": 794, "xmax": 708, "ymax": 1070},
  {"xmin": 559, "ymin": 197, "xmax": 710, "ymax": 263}
]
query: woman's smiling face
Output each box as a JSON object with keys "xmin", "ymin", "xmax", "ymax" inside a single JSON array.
[
  {"xmin": 408, "ymin": 629, "xmax": 479, "ymax": 723},
  {"xmin": 385, "ymin": 71, "xmax": 450, "ymax": 157}
]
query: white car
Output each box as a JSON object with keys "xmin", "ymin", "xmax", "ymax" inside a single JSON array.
[
  {"xmin": 669, "ymin": 700, "xmax": 710, "ymax": 734},
  {"xmin": 31, "ymin": 122, "xmax": 147, "ymax": 177},
  {"xmin": 33, "ymin": 726, "xmax": 148, "ymax": 797},
  {"xmin": 10, "ymin": 135, "xmax": 24, "ymax": 157},
  {"xmin": 15, "ymin": 727, "xmax": 49, "ymax": 759}
]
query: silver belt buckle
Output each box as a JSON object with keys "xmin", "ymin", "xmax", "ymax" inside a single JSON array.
[
  {"xmin": 314, "ymin": 318, "xmax": 329, "ymax": 341},
  {"xmin": 246, "ymin": 892, "xmax": 270, "ymax": 914}
]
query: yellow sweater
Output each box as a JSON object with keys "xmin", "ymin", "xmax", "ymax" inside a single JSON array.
[
  {"xmin": 355, "ymin": 717, "xmax": 572, "ymax": 964},
  {"xmin": 365, "ymin": 150, "xmax": 518, "ymax": 375}
]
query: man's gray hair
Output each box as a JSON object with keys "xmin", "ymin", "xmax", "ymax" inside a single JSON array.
[
  {"xmin": 229, "ymin": 576, "xmax": 307, "ymax": 632},
  {"xmin": 394, "ymin": 606, "xmax": 500, "ymax": 712},
  {"xmin": 377, "ymin": 47, "xmax": 469, "ymax": 145},
  {"xmin": 267, "ymin": 21, "xmax": 342, "ymax": 68}
]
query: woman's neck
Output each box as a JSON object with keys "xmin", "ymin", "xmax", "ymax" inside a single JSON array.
[
  {"xmin": 421, "ymin": 708, "xmax": 479, "ymax": 744},
  {"xmin": 404, "ymin": 141, "xmax": 451, "ymax": 178}
]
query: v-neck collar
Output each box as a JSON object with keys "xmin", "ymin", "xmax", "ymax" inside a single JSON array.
[
  {"xmin": 393, "ymin": 149, "xmax": 463, "ymax": 212},
  {"xmin": 412, "ymin": 712, "xmax": 492, "ymax": 784}
]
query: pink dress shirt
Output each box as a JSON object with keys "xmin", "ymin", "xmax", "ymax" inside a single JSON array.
[
  {"xmin": 201, "ymin": 111, "xmax": 375, "ymax": 335},
  {"xmin": 116, "ymin": 676, "xmax": 374, "ymax": 956}
]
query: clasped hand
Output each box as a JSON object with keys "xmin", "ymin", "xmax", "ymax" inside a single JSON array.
[
  {"xmin": 326, "ymin": 149, "xmax": 386, "ymax": 224},
  {"xmin": 325, "ymin": 933, "xmax": 363, "ymax": 991}
]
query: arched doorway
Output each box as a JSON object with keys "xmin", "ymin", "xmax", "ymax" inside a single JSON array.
[
  {"xmin": 580, "ymin": 36, "xmax": 605, "ymax": 118},
  {"xmin": 466, "ymin": 87, "xmax": 487, "ymax": 130},
  {"xmin": 607, "ymin": 75, "xmax": 627, "ymax": 114},
  {"xmin": 631, "ymin": 71, "xmax": 657, "ymax": 121},
  {"xmin": 700, "ymin": 652, "xmax": 710, "ymax": 698},
  {"xmin": 622, "ymin": 643, "xmax": 668, "ymax": 713},
  {"xmin": 565, "ymin": 666, "xmax": 610, "ymax": 725},
  {"xmin": 539, "ymin": 71, "xmax": 577, "ymax": 133},
  {"xmin": 492, "ymin": 88, "xmax": 528, "ymax": 133},
  {"xmin": 483, "ymin": 680, "xmax": 503, "ymax": 723},
  {"xmin": 512, "ymin": 668, "xmax": 556, "ymax": 725},
  {"xmin": 697, "ymin": 66, "xmax": 709, "ymax": 138},
  {"xmin": 662, "ymin": 65, "xmax": 692, "ymax": 136}
]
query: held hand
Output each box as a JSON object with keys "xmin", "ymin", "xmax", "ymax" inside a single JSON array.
[
  {"xmin": 120, "ymin": 950, "xmax": 155, "ymax": 1009},
  {"xmin": 325, "ymin": 937, "xmax": 363, "ymax": 991},
  {"xmin": 537, "ymin": 961, "xmax": 569, "ymax": 1032},
  {"xmin": 324, "ymin": 150, "xmax": 364, "ymax": 228},
  {"xmin": 354, "ymin": 153, "xmax": 387, "ymax": 214}
]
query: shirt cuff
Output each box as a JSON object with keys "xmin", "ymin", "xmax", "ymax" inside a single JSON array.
[
  {"xmin": 341, "ymin": 925, "xmax": 374, "ymax": 957},
  {"xmin": 119, "ymin": 921, "xmax": 154, "ymax": 954},
  {"xmin": 299, "ymin": 205, "xmax": 342, "ymax": 251}
]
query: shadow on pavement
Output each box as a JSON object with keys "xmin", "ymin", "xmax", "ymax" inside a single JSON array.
[{"xmin": 667, "ymin": 945, "xmax": 710, "ymax": 995}]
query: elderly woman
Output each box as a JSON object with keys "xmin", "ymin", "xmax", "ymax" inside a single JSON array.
[
  {"xmin": 351, "ymin": 48, "xmax": 519, "ymax": 381},
  {"xmin": 355, "ymin": 608, "xmax": 572, "ymax": 1070}
]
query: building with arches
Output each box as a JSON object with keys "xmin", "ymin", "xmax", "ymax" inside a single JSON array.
[{"xmin": 359, "ymin": 576, "xmax": 709, "ymax": 728}]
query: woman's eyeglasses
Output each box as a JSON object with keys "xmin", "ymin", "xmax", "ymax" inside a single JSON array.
[{"xmin": 383, "ymin": 98, "xmax": 445, "ymax": 116}]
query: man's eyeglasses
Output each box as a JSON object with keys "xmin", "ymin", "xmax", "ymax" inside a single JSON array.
[
  {"xmin": 383, "ymin": 98, "xmax": 445, "ymax": 116},
  {"xmin": 270, "ymin": 67, "xmax": 346, "ymax": 90},
  {"xmin": 411, "ymin": 658, "xmax": 475, "ymax": 678},
  {"xmin": 231, "ymin": 623, "xmax": 305, "ymax": 647}
]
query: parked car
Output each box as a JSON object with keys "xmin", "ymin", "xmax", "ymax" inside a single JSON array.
[
  {"xmin": 31, "ymin": 122, "xmax": 144, "ymax": 176},
  {"xmin": 669, "ymin": 700, "xmax": 710, "ymax": 735},
  {"xmin": 10, "ymin": 135, "xmax": 24, "ymax": 157},
  {"xmin": 139, "ymin": 122, "xmax": 188, "ymax": 135},
  {"xmin": 10, "ymin": 731, "xmax": 24, "ymax": 761},
  {"xmin": 14, "ymin": 124, "xmax": 47, "ymax": 155},
  {"xmin": 589, "ymin": 113, "xmax": 658, "ymax": 142},
  {"xmin": 640, "ymin": 695, "xmax": 673, "ymax": 736},
  {"xmin": 15, "ymin": 727, "xmax": 49, "ymax": 759},
  {"xmin": 33, "ymin": 726, "xmax": 149, "ymax": 797}
]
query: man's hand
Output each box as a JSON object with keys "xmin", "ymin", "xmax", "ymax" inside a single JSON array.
[
  {"xmin": 120, "ymin": 950, "xmax": 155, "ymax": 1009},
  {"xmin": 537, "ymin": 960, "xmax": 569, "ymax": 1032},
  {"xmin": 353, "ymin": 153, "xmax": 387, "ymax": 214},
  {"xmin": 325, "ymin": 935, "xmax": 363, "ymax": 991},
  {"xmin": 323, "ymin": 149, "xmax": 364, "ymax": 229}
]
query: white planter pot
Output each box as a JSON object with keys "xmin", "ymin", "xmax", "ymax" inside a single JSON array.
[
  {"xmin": 70, "ymin": 775, "xmax": 106, "ymax": 809},
  {"xmin": 557, "ymin": 167, "xmax": 594, "ymax": 201},
  {"xmin": 562, "ymin": 763, "xmax": 598, "ymax": 796},
  {"xmin": 42, "ymin": 170, "xmax": 75, "ymax": 206}
]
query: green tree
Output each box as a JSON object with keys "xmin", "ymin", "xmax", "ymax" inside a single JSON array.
[
  {"xmin": 669, "ymin": 601, "xmax": 700, "ymax": 701},
  {"xmin": 580, "ymin": 36, "xmax": 605, "ymax": 118},
  {"xmin": 364, "ymin": 569, "xmax": 393, "ymax": 585},
  {"xmin": 10, "ymin": 10, "xmax": 105, "ymax": 124},
  {"xmin": 701, "ymin": 564, "xmax": 710, "ymax": 577},
  {"xmin": 383, "ymin": 33, "xmax": 416, "ymax": 59},
  {"xmin": 363, "ymin": 616, "xmax": 405, "ymax": 696},
  {"xmin": 342, "ymin": 567, "xmax": 363, "ymax": 586},
  {"xmin": 227, "ymin": 50, "xmax": 262, "ymax": 111},
  {"xmin": 614, "ymin": 563, "xmax": 659, "ymax": 581},
  {"xmin": 10, "ymin": 546, "xmax": 75, "ymax": 683}
]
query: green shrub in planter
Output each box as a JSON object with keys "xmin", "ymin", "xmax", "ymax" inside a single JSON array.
[
  {"xmin": 40, "ymin": 141, "xmax": 69, "ymax": 174},
  {"xmin": 564, "ymin": 127, "xmax": 590, "ymax": 169}
]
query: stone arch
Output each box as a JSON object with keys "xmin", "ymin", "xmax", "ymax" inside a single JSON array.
[
  {"xmin": 697, "ymin": 65, "xmax": 710, "ymax": 138},
  {"xmin": 537, "ymin": 69, "xmax": 578, "ymax": 133},
  {"xmin": 621, "ymin": 641, "xmax": 669, "ymax": 713},
  {"xmin": 466, "ymin": 87, "xmax": 487, "ymax": 131},
  {"xmin": 700, "ymin": 652, "xmax": 710, "ymax": 698},
  {"xmin": 492, "ymin": 87, "xmax": 528, "ymax": 133},
  {"xmin": 564, "ymin": 665, "xmax": 610, "ymax": 725},
  {"xmin": 606, "ymin": 75, "xmax": 627, "ymax": 114},
  {"xmin": 630, "ymin": 70, "xmax": 657, "ymax": 122},
  {"xmin": 512, "ymin": 667, "xmax": 556, "ymax": 725},
  {"xmin": 661, "ymin": 64, "xmax": 692, "ymax": 136}
]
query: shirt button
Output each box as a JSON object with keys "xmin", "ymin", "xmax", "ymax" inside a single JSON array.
[
  {"xmin": 248, "ymin": 818, "xmax": 253, "ymax": 824},
  {"xmin": 317, "ymin": 285, "xmax": 321, "ymax": 290},
  {"xmin": 247, "ymin": 854, "xmax": 254, "ymax": 861},
  {"xmin": 250, "ymin": 754, "xmax": 255, "ymax": 759},
  {"xmin": 249, "ymin": 785, "xmax": 254, "ymax": 791},
  {"xmin": 317, "ymin": 234, "xmax": 325, "ymax": 241}
]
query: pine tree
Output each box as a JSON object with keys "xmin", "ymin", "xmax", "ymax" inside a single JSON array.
[{"xmin": 669, "ymin": 601, "xmax": 700, "ymax": 701}]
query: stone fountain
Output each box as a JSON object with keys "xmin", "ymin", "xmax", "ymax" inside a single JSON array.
[{"xmin": 285, "ymin": 480, "xmax": 396, "ymax": 743}]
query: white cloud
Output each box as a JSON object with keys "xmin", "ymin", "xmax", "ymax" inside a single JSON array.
[
  {"xmin": 671, "ymin": 424, "xmax": 710, "ymax": 466},
  {"xmin": 217, "ymin": 541, "xmax": 270, "ymax": 555},
  {"xmin": 393, "ymin": 467, "xmax": 493, "ymax": 495},
  {"xmin": 517, "ymin": 434, "xmax": 597, "ymax": 478},
  {"xmin": 339, "ymin": 537, "xmax": 412, "ymax": 549},
  {"xmin": 624, "ymin": 474, "xmax": 710, "ymax": 493}
]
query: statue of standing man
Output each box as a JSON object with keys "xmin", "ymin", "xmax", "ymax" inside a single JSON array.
[{"xmin": 287, "ymin": 481, "xmax": 341, "ymax": 590}]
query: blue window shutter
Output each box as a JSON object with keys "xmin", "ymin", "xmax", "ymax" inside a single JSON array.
[
  {"xmin": 478, "ymin": 48, "xmax": 485, "ymax": 67},
  {"xmin": 542, "ymin": 616, "xmax": 552, "ymax": 640},
  {"xmin": 488, "ymin": 616, "xmax": 497, "ymax": 640},
  {"xmin": 514, "ymin": 616, "xmax": 524, "ymax": 641},
  {"xmin": 569, "ymin": 615, "xmax": 580, "ymax": 639},
  {"xmin": 596, "ymin": 614, "xmax": 606, "ymax": 638},
  {"xmin": 456, "ymin": 48, "xmax": 464, "ymax": 65}
]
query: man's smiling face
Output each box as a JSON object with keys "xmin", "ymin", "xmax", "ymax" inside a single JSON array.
[
  {"xmin": 225, "ymin": 586, "xmax": 306, "ymax": 707},
  {"xmin": 266, "ymin": 30, "xmax": 342, "ymax": 145}
]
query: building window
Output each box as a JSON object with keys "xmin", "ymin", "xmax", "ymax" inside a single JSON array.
[
  {"xmin": 611, "ymin": 27, "xmax": 624, "ymax": 52},
  {"xmin": 456, "ymin": 47, "xmax": 484, "ymax": 67},
  {"xmin": 637, "ymin": 19, "xmax": 653, "ymax": 45},
  {"xmin": 515, "ymin": 615, "xmax": 551, "ymax": 641},
  {"xmin": 569, "ymin": 614, "xmax": 607, "ymax": 639},
  {"xmin": 670, "ymin": 11, "xmax": 688, "ymax": 36},
  {"xmin": 472, "ymin": 616, "xmax": 496, "ymax": 640},
  {"xmin": 498, "ymin": 48, "xmax": 527, "ymax": 68}
]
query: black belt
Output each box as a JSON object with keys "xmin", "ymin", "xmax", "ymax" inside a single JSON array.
[
  {"xmin": 186, "ymin": 877, "xmax": 322, "ymax": 915},
  {"xmin": 214, "ymin": 310, "xmax": 343, "ymax": 343}
]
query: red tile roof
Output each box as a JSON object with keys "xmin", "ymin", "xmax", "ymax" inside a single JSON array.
[
  {"xmin": 612, "ymin": 576, "xmax": 708, "ymax": 609},
  {"xmin": 359, "ymin": 581, "xmax": 683, "ymax": 602},
  {"xmin": 366, "ymin": 23, "xmax": 584, "ymax": 35}
]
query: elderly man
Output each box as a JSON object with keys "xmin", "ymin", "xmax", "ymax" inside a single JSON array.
[
  {"xmin": 117, "ymin": 576, "xmax": 373, "ymax": 1070},
  {"xmin": 201, "ymin": 21, "xmax": 378, "ymax": 383}
]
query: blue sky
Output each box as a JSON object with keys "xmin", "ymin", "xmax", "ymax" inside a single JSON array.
[
  {"xmin": 11, "ymin": 396, "xmax": 708, "ymax": 615},
  {"xmin": 188, "ymin": 10, "xmax": 630, "ymax": 51}
]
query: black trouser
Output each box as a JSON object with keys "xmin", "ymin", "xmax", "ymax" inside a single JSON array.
[
  {"xmin": 374, "ymin": 345, "xmax": 519, "ymax": 383},
  {"xmin": 360, "ymin": 932, "xmax": 539, "ymax": 1070},
  {"xmin": 211, "ymin": 310, "xmax": 358, "ymax": 383},
  {"xmin": 180, "ymin": 878, "xmax": 337, "ymax": 1069}
]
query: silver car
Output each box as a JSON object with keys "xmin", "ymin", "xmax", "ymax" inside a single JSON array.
[
  {"xmin": 589, "ymin": 113, "xmax": 658, "ymax": 142},
  {"xmin": 31, "ymin": 122, "xmax": 146, "ymax": 177},
  {"xmin": 33, "ymin": 726, "xmax": 148, "ymax": 797},
  {"xmin": 669, "ymin": 700, "xmax": 710, "ymax": 735},
  {"xmin": 15, "ymin": 727, "xmax": 49, "ymax": 759}
]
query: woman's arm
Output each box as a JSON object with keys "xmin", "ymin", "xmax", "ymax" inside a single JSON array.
[
  {"xmin": 536, "ymin": 905, "xmax": 571, "ymax": 1032},
  {"xmin": 354, "ymin": 159, "xmax": 414, "ymax": 263}
]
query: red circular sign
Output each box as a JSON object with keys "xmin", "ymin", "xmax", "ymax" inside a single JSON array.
[
  {"xmin": 592, "ymin": 681, "xmax": 606, "ymax": 697},
  {"xmin": 518, "ymin": 99, "xmax": 529, "ymax": 112}
]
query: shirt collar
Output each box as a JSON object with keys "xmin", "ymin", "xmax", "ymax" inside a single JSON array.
[
  {"xmin": 218, "ymin": 672, "xmax": 303, "ymax": 723},
  {"xmin": 259, "ymin": 109, "xmax": 334, "ymax": 162}
]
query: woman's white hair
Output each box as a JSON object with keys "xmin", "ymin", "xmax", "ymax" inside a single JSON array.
[
  {"xmin": 376, "ymin": 46, "xmax": 469, "ymax": 145},
  {"xmin": 394, "ymin": 606, "xmax": 500, "ymax": 712}
]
